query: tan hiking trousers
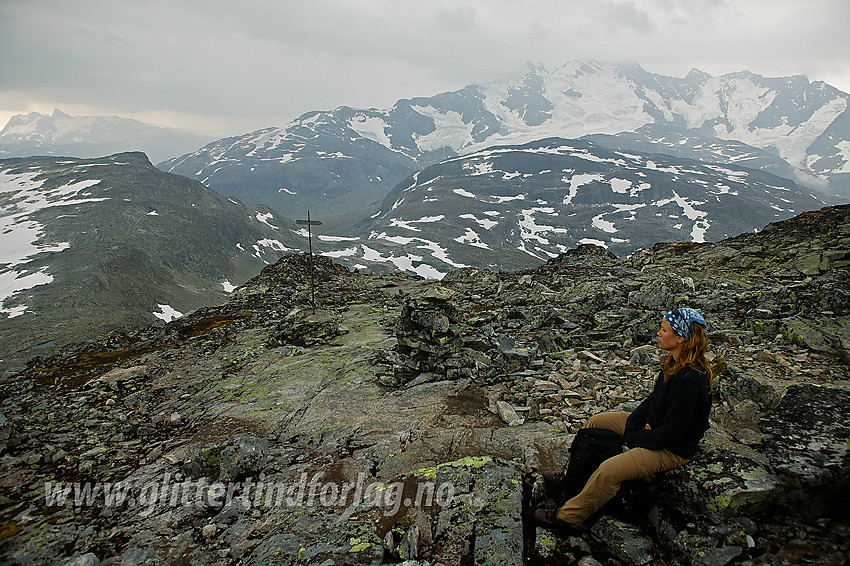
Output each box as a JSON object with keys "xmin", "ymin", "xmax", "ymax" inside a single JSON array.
[{"xmin": 556, "ymin": 411, "xmax": 689, "ymax": 526}]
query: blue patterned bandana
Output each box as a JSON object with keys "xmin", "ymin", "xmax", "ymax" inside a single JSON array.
[{"xmin": 664, "ymin": 308, "xmax": 706, "ymax": 341}]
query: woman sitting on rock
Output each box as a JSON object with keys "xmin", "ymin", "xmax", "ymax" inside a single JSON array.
[{"xmin": 535, "ymin": 307, "xmax": 713, "ymax": 530}]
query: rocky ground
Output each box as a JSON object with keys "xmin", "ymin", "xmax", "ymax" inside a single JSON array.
[{"xmin": 1, "ymin": 204, "xmax": 848, "ymax": 565}]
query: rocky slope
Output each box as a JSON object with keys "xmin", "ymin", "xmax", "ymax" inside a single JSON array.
[
  {"xmin": 160, "ymin": 61, "xmax": 850, "ymax": 218},
  {"xmin": 0, "ymin": 110, "xmax": 216, "ymax": 164},
  {"xmin": 0, "ymin": 152, "xmax": 304, "ymax": 369},
  {"xmin": 307, "ymin": 137, "xmax": 831, "ymax": 275},
  {"xmin": 0, "ymin": 204, "xmax": 847, "ymax": 565}
]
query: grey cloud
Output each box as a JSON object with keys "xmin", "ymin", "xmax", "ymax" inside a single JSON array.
[{"xmin": 1, "ymin": 0, "xmax": 849, "ymax": 135}]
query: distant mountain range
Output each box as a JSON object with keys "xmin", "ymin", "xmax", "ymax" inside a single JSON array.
[
  {"xmin": 0, "ymin": 152, "xmax": 300, "ymax": 363},
  {"xmin": 0, "ymin": 145, "xmax": 835, "ymax": 367},
  {"xmin": 306, "ymin": 138, "xmax": 831, "ymax": 276},
  {"xmin": 0, "ymin": 109, "xmax": 215, "ymax": 164},
  {"xmin": 2, "ymin": 60, "xmax": 849, "ymax": 355},
  {"xmin": 160, "ymin": 60, "xmax": 850, "ymax": 219}
]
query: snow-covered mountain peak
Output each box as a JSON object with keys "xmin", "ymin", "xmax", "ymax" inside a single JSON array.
[
  {"xmin": 161, "ymin": 60, "xmax": 850, "ymax": 218},
  {"xmin": 0, "ymin": 111, "xmax": 215, "ymax": 163}
]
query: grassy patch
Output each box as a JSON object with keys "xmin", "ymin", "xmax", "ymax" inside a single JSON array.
[
  {"xmin": 177, "ymin": 312, "xmax": 251, "ymax": 338},
  {"xmin": 28, "ymin": 347, "xmax": 153, "ymax": 389}
]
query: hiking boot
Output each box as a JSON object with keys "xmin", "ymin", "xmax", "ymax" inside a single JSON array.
[{"xmin": 533, "ymin": 507, "xmax": 575, "ymax": 533}]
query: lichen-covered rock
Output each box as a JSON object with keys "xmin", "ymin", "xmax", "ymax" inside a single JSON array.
[
  {"xmin": 651, "ymin": 448, "xmax": 781, "ymax": 523},
  {"xmin": 470, "ymin": 459, "xmax": 524, "ymax": 565},
  {"xmin": 182, "ymin": 443, "xmax": 223, "ymax": 479},
  {"xmin": 838, "ymin": 324, "xmax": 850, "ymax": 361},
  {"xmin": 794, "ymin": 252, "xmax": 824, "ymax": 276},
  {"xmin": 495, "ymin": 335, "xmax": 538, "ymax": 371},
  {"xmin": 270, "ymin": 310, "xmax": 343, "ymax": 347},
  {"xmin": 759, "ymin": 384, "xmax": 850, "ymax": 487},
  {"xmin": 396, "ymin": 525, "xmax": 420, "ymax": 560},
  {"xmin": 258, "ymin": 514, "xmax": 385, "ymax": 566},
  {"xmin": 717, "ymin": 367, "xmax": 781, "ymax": 409},
  {"xmin": 532, "ymin": 528, "xmax": 587, "ymax": 562},
  {"xmin": 118, "ymin": 546, "xmax": 161, "ymax": 566},
  {"xmin": 533, "ymin": 527, "xmax": 559, "ymax": 559},
  {"xmin": 690, "ymin": 545, "xmax": 743, "ymax": 566},
  {"xmin": 243, "ymin": 533, "xmax": 302, "ymax": 566},
  {"xmin": 781, "ymin": 317, "xmax": 832, "ymax": 353},
  {"xmin": 54, "ymin": 554, "xmax": 101, "ymax": 566},
  {"xmin": 495, "ymin": 400, "xmax": 524, "ymax": 427},
  {"xmin": 0, "ymin": 410, "xmax": 10, "ymax": 453},
  {"xmin": 219, "ymin": 435, "xmax": 270, "ymax": 482},
  {"xmin": 590, "ymin": 515, "xmax": 654, "ymax": 566},
  {"xmin": 399, "ymin": 456, "xmax": 524, "ymax": 565}
]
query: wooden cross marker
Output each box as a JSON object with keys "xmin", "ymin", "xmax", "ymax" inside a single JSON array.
[{"xmin": 296, "ymin": 211, "xmax": 322, "ymax": 307}]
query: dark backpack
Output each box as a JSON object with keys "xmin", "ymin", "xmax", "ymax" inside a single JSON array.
[{"xmin": 557, "ymin": 427, "xmax": 625, "ymax": 505}]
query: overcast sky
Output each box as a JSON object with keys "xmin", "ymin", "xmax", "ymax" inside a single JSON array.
[{"xmin": 2, "ymin": 0, "xmax": 849, "ymax": 137}]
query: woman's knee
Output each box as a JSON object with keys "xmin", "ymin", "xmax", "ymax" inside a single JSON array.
[
  {"xmin": 629, "ymin": 448, "xmax": 688, "ymax": 476},
  {"xmin": 584, "ymin": 413, "xmax": 605, "ymax": 428},
  {"xmin": 594, "ymin": 454, "xmax": 638, "ymax": 485},
  {"xmin": 584, "ymin": 411, "xmax": 629, "ymax": 434}
]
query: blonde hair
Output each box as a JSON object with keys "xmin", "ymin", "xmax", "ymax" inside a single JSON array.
[{"xmin": 662, "ymin": 322, "xmax": 712, "ymax": 389}]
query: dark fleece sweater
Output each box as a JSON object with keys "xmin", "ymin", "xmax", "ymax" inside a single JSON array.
[{"xmin": 623, "ymin": 366, "xmax": 711, "ymax": 460}]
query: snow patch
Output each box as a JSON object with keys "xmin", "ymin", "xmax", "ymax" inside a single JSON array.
[
  {"xmin": 316, "ymin": 150, "xmax": 352, "ymax": 159},
  {"xmin": 592, "ymin": 213, "xmax": 617, "ymax": 233},
  {"xmin": 321, "ymin": 246, "xmax": 359, "ymax": 258},
  {"xmin": 255, "ymin": 212, "xmax": 278, "ymax": 229},
  {"xmin": 562, "ymin": 173, "xmax": 604, "ymax": 205},
  {"xmin": 0, "ymin": 267, "xmax": 53, "ymax": 304},
  {"xmin": 372, "ymin": 233, "xmax": 416, "ymax": 245},
  {"xmin": 317, "ymin": 234, "xmax": 359, "ymax": 242},
  {"xmin": 0, "ymin": 304, "xmax": 28, "ymax": 318},
  {"xmin": 518, "ymin": 207, "xmax": 568, "ymax": 245},
  {"xmin": 453, "ymin": 188, "xmax": 476, "ymax": 198},
  {"xmin": 454, "ymin": 227, "xmax": 490, "ymax": 249},
  {"xmin": 153, "ymin": 304, "xmax": 183, "ymax": 322},
  {"xmin": 252, "ymin": 238, "xmax": 297, "ymax": 260},
  {"xmin": 654, "ymin": 191, "xmax": 710, "ymax": 243},
  {"xmin": 579, "ymin": 238, "xmax": 608, "ymax": 248},
  {"xmin": 360, "ymin": 245, "xmax": 447, "ymax": 280},
  {"xmin": 493, "ymin": 194, "xmax": 526, "ymax": 203},
  {"xmin": 609, "ymin": 178, "xmax": 631, "ymax": 194},
  {"xmin": 464, "ymin": 160, "xmax": 495, "ymax": 176},
  {"xmin": 388, "ymin": 215, "xmax": 445, "ymax": 232},
  {"xmin": 834, "ymin": 140, "xmax": 850, "ymax": 174},
  {"xmin": 348, "ymin": 114, "xmax": 392, "ymax": 148},
  {"xmin": 411, "ymin": 107, "xmax": 474, "ymax": 153},
  {"xmin": 0, "ymin": 171, "xmax": 106, "ymax": 269},
  {"xmin": 459, "ymin": 213, "xmax": 499, "ymax": 230}
]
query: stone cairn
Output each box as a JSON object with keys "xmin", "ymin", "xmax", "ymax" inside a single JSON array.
[{"xmin": 393, "ymin": 287, "xmax": 467, "ymax": 382}]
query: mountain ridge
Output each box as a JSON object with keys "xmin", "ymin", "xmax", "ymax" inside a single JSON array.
[
  {"xmin": 160, "ymin": 60, "xmax": 850, "ymax": 217},
  {"xmin": 0, "ymin": 109, "xmax": 216, "ymax": 164},
  {"xmin": 0, "ymin": 152, "xmax": 302, "ymax": 367},
  {"xmin": 302, "ymin": 137, "xmax": 833, "ymax": 277}
]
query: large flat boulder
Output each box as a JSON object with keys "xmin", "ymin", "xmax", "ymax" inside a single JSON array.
[
  {"xmin": 759, "ymin": 383, "xmax": 850, "ymax": 487},
  {"xmin": 651, "ymin": 444, "xmax": 782, "ymax": 524}
]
